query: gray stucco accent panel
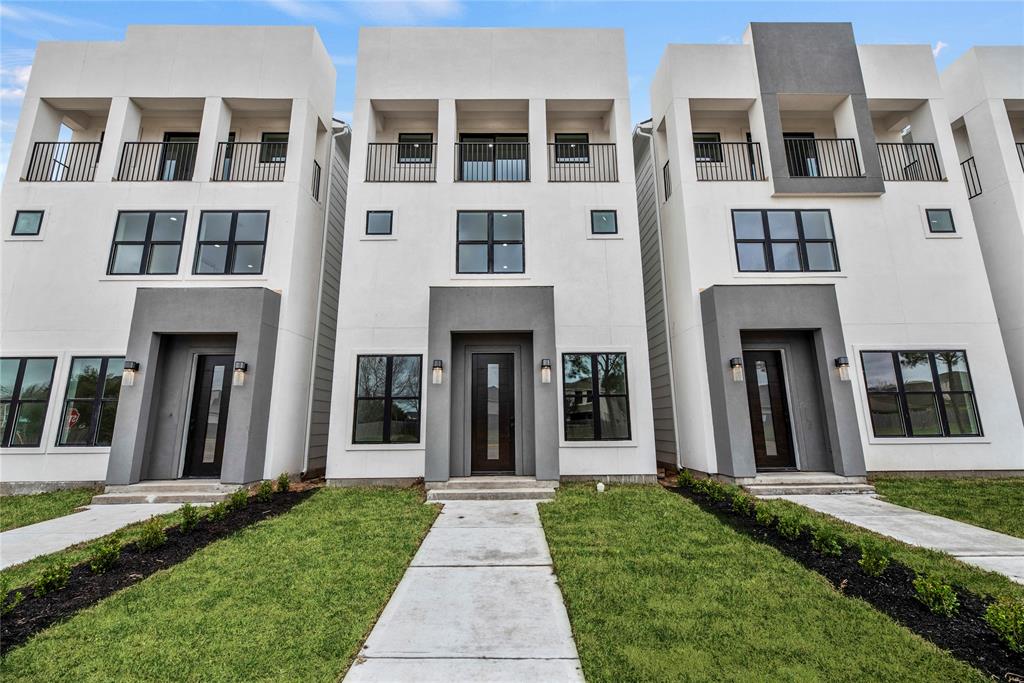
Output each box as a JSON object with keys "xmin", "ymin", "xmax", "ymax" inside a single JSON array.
[
  {"xmin": 426, "ymin": 287, "xmax": 557, "ymax": 483},
  {"xmin": 699, "ymin": 284, "xmax": 865, "ymax": 478},
  {"xmin": 749, "ymin": 22, "xmax": 885, "ymax": 195},
  {"xmin": 106, "ymin": 287, "xmax": 280, "ymax": 486}
]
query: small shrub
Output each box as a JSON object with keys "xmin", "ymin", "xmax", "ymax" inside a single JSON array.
[
  {"xmin": 88, "ymin": 538, "xmax": 121, "ymax": 574},
  {"xmin": 677, "ymin": 470, "xmax": 695, "ymax": 488},
  {"xmin": 810, "ymin": 524, "xmax": 843, "ymax": 557},
  {"xmin": 179, "ymin": 502, "xmax": 200, "ymax": 533},
  {"xmin": 276, "ymin": 472, "xmax": 291, "ymax": 493},
  {"xmin": 984, "ymin": 598, "xmax": 1023, "ymax": 654},
  {"xmin": 776, "ymin": 512, "xmax": 804, "ymax": 541},
  {"xmin": 136, "ymin": 518, "xmax": 167, "ymax": 552},
  {"xmin": 207, "ymin": 501, "xmax": 228, "ymax": 521},
  {"xmin": 704, "ymin": 480, "xmax": 729, "ymax": 503},
  {"xmin": 256, "ymin": 480, "xmax": 274, "ymax": 503},
  {"xmin": 731, "ymin": 491, "xmax": 753, "ymax": 516},
  {"xmin": 33, "ymin": 561, "xmax": 71, "ymax": 596},
  {"xmin": 228, "ymin": 488, "xmax": 249, "ymax": 511},
  {"xmin": 2, "ymin": 575, "xmax": 24, "ymax": 615},
  {"xmin": 858, "ymin": 539, "xmax": 891, "ymax": 577},
  {"xmin": 753, "ymin": 502, "xmax": 777, "ymax": 528},
  {"xmin": 913, "ymin": 574, "xmax": 959, "ymax": 616}
]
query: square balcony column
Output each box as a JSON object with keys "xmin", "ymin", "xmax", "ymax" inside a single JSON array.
[
  {"xmin": 95, "ymin": 97, "xmax": 142, "ymax": 182},
  {"xmin": 611, "ymin": 97, "xmax": 633, "ymax": 183},
  {"xmin": 667, "ymin": 97, "xmax": 697, "ymax": 186},
  {"xmin": 284, "ymin": 98, "xmax": 316, "ymax": 185},
  {"xmin": 437, "ymin": 98, "xmax": 456, "ymax": 184},
  {"xmin": 529, "ymin": 98, "xmax": 547, "ymax": 182},
  {"xmin": 194, "ymin": 96, "xmax": 232, "ymax": 182},
  {"xmin": 11, "ymin": 98, "xmax": 63, "ymax": 182}
]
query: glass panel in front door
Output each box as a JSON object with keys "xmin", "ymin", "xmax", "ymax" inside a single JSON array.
[
  {"xmin": 203, "ymin": 364, "xmax": 226, "ymax": 463},
  {"xmin": 487, "ymin": 363, "xmax": 500, "ymax": 460},
  {"xmin": 755, "ymin": 360, "xmax": 778, "ymax": 457}
]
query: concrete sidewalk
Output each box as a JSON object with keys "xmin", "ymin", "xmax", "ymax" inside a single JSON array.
[
  {"xmin": 0, "ymin": 504, "xmax": 181, "ymax": 569},
  {"xmin": 344, "ymin": 500, "xmax": 584, "ymax": 682},
  {"xmin": 776, "ymin": 494, "xmax": 1024, "ymax": 584}
]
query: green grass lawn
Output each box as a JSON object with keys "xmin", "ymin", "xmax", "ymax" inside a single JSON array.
[
  {"xmin": 540, "ymin": 485, "xmax": 984, "ymax": 683},
  {"xmin": 874, "ymin": 477, "xmax": 1024, "ymax": 540},
  {"xmin": 1, "ymin": 488, "xmax": 438, "ymax": 682},
  {"xmin": 0, "ymin": 488, "xmax": 98, "ymax": 532}
]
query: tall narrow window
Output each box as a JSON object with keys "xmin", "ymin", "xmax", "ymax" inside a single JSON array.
[
  {"xmin": 57, "ymin": 357, "xmax": 125, "ymax": 447},
  {"xmin": 662, "ymin": 161, "xmax": 671, "ymax": 200},
  {"xmin": 194, "ymin": 211, "xmax": 269, "ymax": 275},
  {"xmin": 563, "ymin": 353, "xmax": 631, "ymax": 441},
  {"xmin": 260, "ymin": 132, "xmax": 288, "ymax": 163},
  {"xmin": 108, "ymin": 211, "xmax": 186, "ymax": 275},
  {"xmin": 861, "ymin": 350, "xmax": 981, "ymax": 438},
  {"xmin": 732, "ymin": 209, "xmax": 838, "ymax": 273},
  {"xmin": 1, "ymin": 357, "xmax": 57, "ymax": 448},
  {"xmin": 353, "ymin": 355, "xmax": 422, "ymax": 444},
  {"xmin": 456, "ymin": 211, "xmax": 524, "ymax": 274}
]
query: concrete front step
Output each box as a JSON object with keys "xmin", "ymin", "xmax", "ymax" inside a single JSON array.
[
  {"xmin": 92, "ymin": 480, "xmax": 241, "ymax": 505},
  {"xmin": 746, "ymin": 483, "xmax": 876, "ymax": 496},
  {"xmin": 426, "ymin": 476, "xmax": 557, "ymax": 491},
  {"xmin": 90, "ymin": 491, "xmax": 233, "ymax": 505},
  {"xmin": 427, "ymin": 488, "xmax": 557, "ymax": 502},
  {"xmin": 734, "ymin": 473, "xmax": 868, "ymax": 486}
]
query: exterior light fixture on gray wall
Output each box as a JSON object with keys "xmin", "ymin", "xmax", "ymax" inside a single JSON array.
[
  {"xmin": 834, "ymin": 356, "xmax": 851, "ymax": 381},
  {"xmin": 122, "ymin": 361, "xmax": 140, "ymax": 387},
  {"xmin": 432, "ymin": 359, "xmax": 444, "ymax": 385},
  {"xmin": 233, "ymin": 361, "xmax": 248, "ymax": 387},
  {"xmin": 541, "ymin": 358, "xmax": 552, "ymax": 384},
  {"xmin": 729, "ymin": 357, "xmax": 744, "ymax": 383}
]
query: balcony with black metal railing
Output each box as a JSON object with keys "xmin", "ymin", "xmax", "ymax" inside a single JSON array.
[
  {"xmin": 456, "ymin": 142, "xmax": 529, "ymax": 182},
  {"xmin": 694, "ymin": 141, "xmax": 766, "ymax": 181},
  {"xmin": 25, "ymin": 142, "xmax": 102, "ymax": 182},
  {"xmin": 212, "ymin": 141, "xmax": 287, "ymax": 182},
  {"xmin": 365, "ymin": 141, "xmax": 437, "ymax": 182},
  {"xmin": 877, "ymin": 142, "xmax": 943, "ymax": 182},
  {"xmin": 1017, "ymin": 142, "xmax": 1024, "ymax": 172},
  {"xmin": 547, "ymin": 142, "xmax": 618, "ymax": 182},
  {"xmin": 961, "ymin": 156, "xmax": 982, "ymax": 199},
  {"xmin": 783, "ymin": 137, "xmax": 862, "ymax": 179},
  {"xmin": 116, "ymin": 141, "xmax": 199, "ymax": 181}
]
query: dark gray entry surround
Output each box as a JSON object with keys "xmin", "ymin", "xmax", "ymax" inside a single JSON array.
[
  {"xmin": 700, "ymin": 284, "xmax": 865, "ymax": 479},
  {"xmin": 106, "ymin": 288, "xmax": 280, "ymax": 486},
  {"xmin": 427, "ymin": 287, "xmax": 557, "ymax": 482}
]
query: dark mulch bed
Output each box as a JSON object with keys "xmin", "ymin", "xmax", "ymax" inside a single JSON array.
[
  {"xmin": 1, "ymin": 488, "xmax": 314, "ymax": 655},
  {"xmin": 669, "ymin": 485, "xmax": 1024, "ymax": 680}
]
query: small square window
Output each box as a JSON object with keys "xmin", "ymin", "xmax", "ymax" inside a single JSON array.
[
  {"xmin": 12, "ymin": 211, "xmax": 43, "ymax": 236},
  {"xmin": 366, "ymin": 211, "xmax": 394, "ymax": 236},
  {"xmin": 590, "ymin": 210, "xmax": 618, "ymax": 235},
  {"xmin": 926, "ymin": 209, "xmax": 956, "ymax": 234}
]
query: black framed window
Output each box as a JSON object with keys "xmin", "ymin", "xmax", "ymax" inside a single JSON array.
[
  {"xmin": 108, "ymin": 211, "xmax": 186, "ymax": 275},
  {"xmin": 353, "ymin": 355, "xmax": 421, "ymax": 444},
  {"xmin": 260, "ymin": 132, "xmax": 288, "ymax": 163},
  {"xmin": 693, "ymin": 132, "xmax": 722, "ymax": 162},
  {"xmin": 590, "ymin": 210, "xmax": 618, "ymax": 235},
  {"xmin": 57, "ymin": 357, "xmax": 124, "ymax": 447},
  {"xmin": 398, "ymin": 133, "xmax": 433, "ymax": 163},
  {"xmin": 662, "ymin": 161, "xmax": 671, "ymax": 200},
  {"xmin": 1, "ymin": 357, "xmax": 56, "ymax": 448},
  {"xmin": 366, "ymin": 211, "xmax": 394, "ymax": 235},
  {"xmin": 563, "ymin": 353, "xmax": 631, "ymax": 441},
  {"xmin": 554, "ymin": 133, "xmax": 589, "ymax": 163},
  {"xmin": 12, "ymin": 210, "xmax": 43, "ymax": 236},
  {"xmin": 861, "ymin": 350, "xmax": 981, "ymax": 438},
  {"xmin": 194, "ymin": 211, "xmax": 268, "ymax": 275},
  {"xmin": 456, "ymin": 211, "xmax": 524, "ymax": 274},
  {"xmin": 732, "ymin": 209, "xmax": 839, "ymax": 273},
  {"xmin": 926, "ymin": 209, "xmax": 956, "ymax": 234}
]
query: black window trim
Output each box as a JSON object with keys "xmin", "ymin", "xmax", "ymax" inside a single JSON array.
[
  {"xmin": 860, "ymin": 349, "xmax": 983, "ymax": 439},
  {"xmin": 1, "ymin": 356, "xmax": 57, "ymax": 448},
  {"xmin": 554, "ymin": 132, "xmax": 590, "ymax": 163},
  {"xmin": 366, "ymin": 210, "xmax": 394, "ymax": 236},
  {"xmin": 12, "ymin": 210, "xmax": 44, "ymax": 236},
  {"xmin": 925, "ymin": 208, "xmax": 956, "ymax": 234},
  {"xmin": 662, "ymin": 161, "xmax": 671, "ymax": 200},
  {"xmin": 259, "ymin": 131, "xmax": 289, "ymax": 163},
  {"xmin": 193, "ymin": 210, "xmax": 269, "ymax": 276},
  {"xmin": 352, "ymin": 354, "xmax": 423, "ymax": 445},
  {"xmin": 731, "ymin": 208, "xmax": 840, "ymax": 273},
  {"xmin": 107, "ymin": 210, "xmax": 187, "ymax": 276},
  {"xmin": 590, "ymin": 209, "xmax": 618, "ymax": 235},
  {"xmin": 397, "ymin": 132, "xmax": 434, "ymax": 164},
  {"xmin": 456, "ymin": 210, "xmax": 525, "ymax": 275},
  {"xmin": 693, "ymin": 131, "xmax": 723, "ymax": 162},
  {"xmin": 562, "ymin": 352, "xmax": 632, "ymax": 442},
  {"xmin": 56, "ymin": 355, "xmax": 125, "ymax": 448}
]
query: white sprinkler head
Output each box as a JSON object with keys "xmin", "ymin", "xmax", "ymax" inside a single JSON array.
[{"xmin": 596, "ymin": 481, "xmax": 606, "ymax": 493}]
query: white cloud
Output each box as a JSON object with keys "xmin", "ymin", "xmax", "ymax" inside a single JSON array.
[
  {"xmin": 348, "ymin": 0, "xmax": 465, "ymax": 24},
  {"xmin": 332, "ymin": 54, "xmax": 357, "ymax": 66},
  {"xmin": 0, "ymin": 63, "xmax": 32, "ymax": 102},
  {"xmin": 261, "ymin": 0, "xmax": 346, "ymax": 22},
  {"xmin": 0, "ymin": 3, "xmax": 110, "ymax": 32},
  {"xmin": 932, "ymin": 41, "xmax": 949, "ymax": 58},
  {"xmin": 334, "ymin": 110, "xmax": 353, "ymax": 122}
]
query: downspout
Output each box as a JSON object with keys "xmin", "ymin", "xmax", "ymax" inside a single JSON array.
[
  {"xmin": 301, "ymin": 120, "xmax": 351, "ymax": 477},
  {"xmin": 634, "ymin": 119, "xmax": 683, "ymax": 472}
]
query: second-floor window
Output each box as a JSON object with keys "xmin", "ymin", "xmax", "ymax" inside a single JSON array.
[
  {"xmin": 732, "ymin": 209, "xmax": 838, "ymax": 273},
  {"xmin": 194, "ymin": 211, "xmax": 269, "ymax": 275},
  {"xmin": 108, "ymin": 211, "xmax": 186, "ymax": 275},
  {"xmin": 398, "ymin": 133, "xmax": 434, "ymax": 163},
  {"xmin": 1, "ymin": 357, "xmax": 57, "ymax": 448},
  {"xmin": 554, "ymin": 133, "xmax": 589, "ymax": 163},
  {"xmin": 57, "ymin": 356, "xmax": 125, "ymax": 447},
  {"xmin": 693, "ymin": 132, "xmax": 722, "ymax": 162},
  {"xmin": 456, "ymin": 211, "xmax": 524, "ymax": 274},
  {"xmin": 260, "ymin": 132, "xmax": 288, "ymax": 163}
]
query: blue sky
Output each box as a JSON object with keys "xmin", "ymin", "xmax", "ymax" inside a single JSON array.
[{"xmin": 2, "ymin": 0, "xmax": 1022, "ymax": 177}]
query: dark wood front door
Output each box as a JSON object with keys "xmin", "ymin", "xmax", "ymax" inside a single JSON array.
[
  {"xmin": 743, "ymin": 350, "xmax": 796, "ymax": 470},
  {"xmin": 471, "ymin": 353, "xmax": 515, "ymax": 473},
  {"xmin": 183, "ymin": 354, "xmax": 233, "ymax": 478}
]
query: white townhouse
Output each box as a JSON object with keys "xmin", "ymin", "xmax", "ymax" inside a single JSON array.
[
  {"xmin": 941, "ymin": 47, "xmax": 1024, "ymax": 423},
  {"xmin": 326, "ymin": 28, "xmax": 658, "ymax": 489},
  {"xmin": 0, "ymin": 26, "xmax": 348, "ymax": 495},
  {"xmin": 634, "ymin": 23, "xmax": 1023, "ymax": 489}
]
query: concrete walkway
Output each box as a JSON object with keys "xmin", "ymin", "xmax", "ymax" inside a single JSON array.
[
  {"xmin": 344, "ymin": 500, "xmax": 584, "ymax": 682},
  {"xmin": 0, "ymin": 504, "xmax": 181, "ymax": 569},
  {"xmin": 777, "ymin": 494, "xmax": 1024, "ymax": 584}
]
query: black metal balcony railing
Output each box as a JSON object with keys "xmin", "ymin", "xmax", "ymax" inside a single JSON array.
[
  {"xmin": 694, "ymin": 142, "xmax": 765, "ymax": 181},
  {"xmin": 783, "ymin": 137, "xmax": 862, "ymax": 178},
  {"xmin": 312, "ymin": 160, "xmax": 322, "ymax": 200},
  {"xmin": 961, "ymin": 156, "xmax": 982, "ymax": 199},
  {"xmin": 116, "ymin": 141, "xmax": 198, "ymax": 181},
  {"xmin": 365, "ymin": 142, "xmax": 437, "ymax": 182},
  {"xmin": 212, "ymin": 141, "xmax": 287, "ymax": 181},
  {"xmin": 877, "ymin": 142, "xmax": 942, "ymax": 182},
  {"xmin": 547, "ymin": 142, "xmax": 618, "ymax": 182},
  {"xmin": 1017, "ymin": 142, "xmax": 1024, "ymax": 172},
  {"xmin": 456, "ymin": 142, "xmax": 529, "ymax": 182},
  {"xmin": 25, "ymin": 142, "xmax": 101, "ymax": 182}
]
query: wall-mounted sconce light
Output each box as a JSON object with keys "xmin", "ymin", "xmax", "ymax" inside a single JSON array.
[
  {"xmin": 232, "ymin": 361, "xmax": 248, "ymax": 387},
  {"xmin": 729, "ymin": 357, "xmax": 744, "ymax": 383},
  {"xmin": 432, "ymin": 360, "xmax": 444, "ymax": 385},
  {"xmin": 834, "ymin": 356, "xmax": 851, "ymax": 382},
  {"xmin": 541, "ymin": 358, "xmax": 552, "ymax": 384},
  {"xmin": 122, "ymin": 361, "xmax": 140, "ymax": 387}
]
